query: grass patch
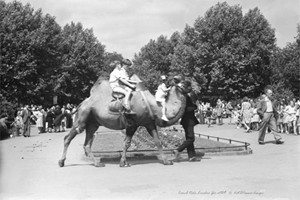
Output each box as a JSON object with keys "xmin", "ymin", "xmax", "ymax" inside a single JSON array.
[{"xmin": 92, "ymin": 127, "xmax": 246, "ymax": 154}]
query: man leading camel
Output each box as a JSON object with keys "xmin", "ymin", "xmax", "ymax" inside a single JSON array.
[
  {"xmin": 173, "ymin": 80, "xmax": 201, "ymax": 162},
  {"xmin": 109, "ymin": 59, "xmax": 137, "ymax": 114}
]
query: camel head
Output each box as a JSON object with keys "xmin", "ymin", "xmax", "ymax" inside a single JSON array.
[{"xmin": 154, "ymin": 77, "xmax": 192, "ymax": 127}]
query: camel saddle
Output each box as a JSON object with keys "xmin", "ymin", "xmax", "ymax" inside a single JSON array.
[
  {"xmin": 108, "ymin": 91, "xmax": 135, "ymax": 128},
  {"xmin": 109, "ymin": 92, "xmax": 126, "ymax": 113}
]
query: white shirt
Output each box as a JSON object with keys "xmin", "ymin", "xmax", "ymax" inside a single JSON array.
[
  {"xmin": 109, "ymin": 67, "xmax": 129, "ymax": 89},
  {"xmin": 265, "ymin": 97, "xmax": 273, "ymax": 112}
]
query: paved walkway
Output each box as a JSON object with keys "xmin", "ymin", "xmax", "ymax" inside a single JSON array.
[{"xmin": 0, "ymin": 119, "xmax": 299, "ymax": 200}]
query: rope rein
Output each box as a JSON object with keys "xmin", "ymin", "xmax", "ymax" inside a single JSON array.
[{"xmin": 140, "ymin": 91, "xmax": 154, "ymax": 120}]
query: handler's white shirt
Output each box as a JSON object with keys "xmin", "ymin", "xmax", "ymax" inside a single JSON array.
[{"xmin": 109, "ymin": 67, "xmax": 129, "ymax": 89}]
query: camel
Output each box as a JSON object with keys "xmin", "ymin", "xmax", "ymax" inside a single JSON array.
[{"xmin": 58, "ymin": 75, "xmax": 189, "ymax": 167}]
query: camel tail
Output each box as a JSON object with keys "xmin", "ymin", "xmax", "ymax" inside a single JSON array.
[{"xmin": 53, "ymin": 112, "xmax": 68, "ymax": 126}]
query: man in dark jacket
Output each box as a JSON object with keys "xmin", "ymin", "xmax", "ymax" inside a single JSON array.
[
  {"xmin": 53, "ymin": 105, "xmax": 62, "ymax": 132},
  {"xmin": 173, "ymin": 80, "xmax": 200, "ymax": 162}
]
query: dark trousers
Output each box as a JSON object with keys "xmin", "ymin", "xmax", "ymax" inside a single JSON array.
[
  {"xmin": 23, "ymin": 120, "xmax": 30, "ymax": 136},
  {"xmin": 199, "ymin": 112, "xmax": 205, "ymax": 124},
  {"xmin": 258, "ymin": 113, "xmax": 281, "ymax": 142},
  {"xmin": 177, "ymin": 125, "xmax": 196, "ymax": 158}
]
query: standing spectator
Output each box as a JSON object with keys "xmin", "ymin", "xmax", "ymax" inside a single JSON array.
[
  {"xmin": 282, "ymin": 103, "xmax": 289, "ymax": 134},
  {"xmin": 251, "ymin": 104, "xmax": 260, "ymax": 131},
  {"xmin": 61, "ymin": 106, "xmax": 67, "ymax": 132},
  {"xmin": 13, "ymin": 110, "xmax": 24, "ymax": 137},
  {"xmin": 66, "ymin": 103, "xmax": 72, "ymax": 128},
  {"xmin": 211, "ymin": 107, "xmax": 218, "ymax": 124},
  {"xmin": 241, "ymin": 97, "xmax": 252, "ymax": 132},
  {"xmin": 216, "ymin": 99, "xmax": 224, "ymax": 125},
  {"xmin": 257, "ymin": 89, "xmax": 284, "ymax": 145},
  {"xmin": 42, "ymin": 107, "xmax": 47, "ymax": 133},
  {"xmin": 21, "ymin": 105, "xmax": 31, "ymax": 137},
  {"xmin": 45, "ymin": 107, "xmax": 55, "ymax": 133},
  {"xmin": 72, "ymin": 105, "xmax": 77, "ymax": 125},
  {"xmin": 54, "ymin": 105, "xmax": 62, "ymax": 132},
  {"xmin": 173, "ymin": 81, "xmax": 200, "ymax": 162},
  {"xmin": 34, "ymin": 106, "xmax": 44, "ymax": 134},
  {"xmin": 277, "ymin": 102, "xmax": 285, "ymax": 133},
  {"xmin": 226, "ymin": 101, "xmax": 234, "ymax": 125},
  {"xmin": 284, "ymin": 100, "xmax": 298, "ymax": 135},
  {"xmin": 0, "ymin": 114, "xmax": 9, "ymax": 138},
  {"xmin": 31, "ymin": 106, "xmax": 38, "ymax": 123},
  {"xmin": 296, "ymin": 103, "xmax": 300, "ymax": 134},
  {"xmin": 249, "ymin": 98, "xmax": 256, "ymax": 108},
  {"xmin": 222, "ymin": 100, "xmax": 227, "ymax": 118},
  {"xmin": 206, "ymin": 107, "xmax": 213, "ymax": 128},
  {"xmin": 232, "ymin": 107, "xmax": 241, "ymax": 129},
  {"xmin": 196, "ymin": 101, "xmax": 205, "ymax": 124}
]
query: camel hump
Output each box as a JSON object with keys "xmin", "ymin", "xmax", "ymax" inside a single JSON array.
[{"xmin": 91, "ymin": 79, "xmax": 111, "ymax": 95}]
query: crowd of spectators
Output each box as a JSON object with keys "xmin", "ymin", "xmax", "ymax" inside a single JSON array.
[
  {"xmin": 8, "ymin": 103, "xmax": 77, "ymax": 137},
  {"xmin": 195, "ymin": 97, "xmax": 300, "ymax": 135},
  {"xmin": 2, "ymin": 95, "xmax": 300, "ymax": 138}
]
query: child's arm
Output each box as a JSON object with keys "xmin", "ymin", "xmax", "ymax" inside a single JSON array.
[{"xmin": 160, "ymin": 84, "xmax": 170, "ymax": 92}]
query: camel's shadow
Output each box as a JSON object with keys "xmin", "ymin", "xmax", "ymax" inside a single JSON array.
[
  {"xmin": 65, "ymin": 154, "xmax": 210, "ymax": 167},
  {"xmin": 100, "ymin": 154, "xmax": 209, "ymax": 166}
]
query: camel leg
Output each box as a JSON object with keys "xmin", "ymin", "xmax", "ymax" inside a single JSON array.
[
  {"xmin": 120, "ymin": 126, "xmax": 137, "ymax": 167},
  {"xmin": 58, "ymin": 127, "xmax": 79, "ymax": 167},
  {"xmin": 58, "ymin": 101, "xmax": 90, "ymax": 167},
  {"xmin": 83, "ymin": 133, "xmax": 89, "ymax": 157},
  {"xmin": 145, "ymin": 125, "xmax": 173, "ymax": 165},
  {"xmin": 84, "ymin": 123, "xmax": 104, "ymax": 167}
]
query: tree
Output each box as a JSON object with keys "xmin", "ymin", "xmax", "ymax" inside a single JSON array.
[
  {"xmin": 133, "ymin": 35, "xmax": 175, "ymax": 93},
  {"xmin": 55, "ymin": 22, "xmax": 106, "ymax": 104},
  {"xmin": 1, "ymin": 0, "xmax": 124, "ymax": 106},
  {"xmin": 270, "ymin": 23, "xmax": 300, "ymax": 98},
  {"xmin": 170, "ymin": 2, "xmax": 276, "ymax": 100},
  {"xmin": 240, "ymin": 7, "xmax": 276, "ymax": 96},
  {"xmin": 0, "ymin": 0, "xmax": 62, "ymax": 105}
]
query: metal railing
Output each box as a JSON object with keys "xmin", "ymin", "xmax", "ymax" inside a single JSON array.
[
  {"xmin": 93, "ymin": 131, "xmax": 251, "ymax": 154},
  {"xmin": 195, "ymin": 132, "xmax": 250, "ymax": 151}
]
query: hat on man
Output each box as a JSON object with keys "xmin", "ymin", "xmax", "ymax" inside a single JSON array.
[{"xmin": 174, "ymin": 75, "xmax": 182, "ymax": 84}]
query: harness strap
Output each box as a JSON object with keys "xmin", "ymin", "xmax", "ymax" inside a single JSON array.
[{"xmin": 140, "ymin": 91, "xmax": 154, "ymax": 120}]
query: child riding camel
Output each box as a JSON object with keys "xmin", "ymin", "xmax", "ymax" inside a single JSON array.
[
  {"xmin": 155, "ymin": 75, "xmax": 170, "ymax": 121},
  {"xmin": 109, "ymin": 59, "xmax": 137, "ymax": 114}
]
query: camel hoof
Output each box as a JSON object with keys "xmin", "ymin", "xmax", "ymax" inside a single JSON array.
[
  {"xmin": 58, "ymin": 159, "xmax": 65, "ymax": 167},
  {"xmin": 120, "ymin": 161, "xmax": 131, "ymax": 167},
  {"xmin": 163, "ymin": 160, "xmax": 173, "ymax": 165},
  {"xmin": 95, "ymin": 162, "xmax": 105, "ymax": 167}
]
